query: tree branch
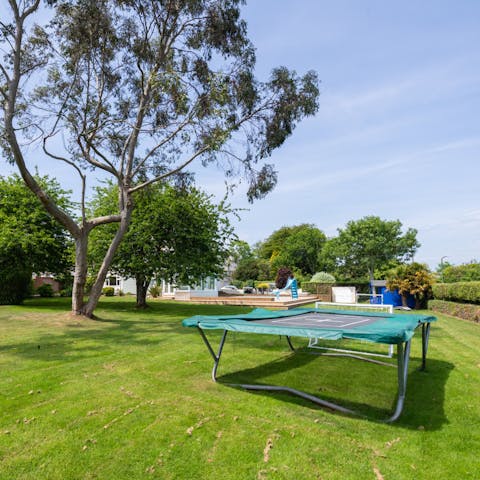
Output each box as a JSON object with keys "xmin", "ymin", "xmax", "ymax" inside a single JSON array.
[
  {"xmin": 129, "ymin": 146, "xmax": 209, "ymax": 193},
  {"xmin": 131, "ymin": 112, "xmax": 195, "ymax": 177},
  {"xmin": 87, "ymin": 214, "xmax": 122, "ymax": 228}
]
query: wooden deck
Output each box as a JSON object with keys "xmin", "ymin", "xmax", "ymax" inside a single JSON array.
[{"xmin": 180, "ymin": 294, "xmax": 318, "ymax": 310}]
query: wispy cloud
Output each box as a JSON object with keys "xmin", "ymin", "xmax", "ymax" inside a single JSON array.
[{"xmin": 275, "ymin": 135, "xmax": 480, "ymax": 194}]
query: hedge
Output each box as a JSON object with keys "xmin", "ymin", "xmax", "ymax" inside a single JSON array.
[
  {"xmin": 429, "ymin": 299, "xmax": 480, "ymax": 323},
  {"xmin": 432, "ymin": 282, "xmax": 480, "ymax": 304}
]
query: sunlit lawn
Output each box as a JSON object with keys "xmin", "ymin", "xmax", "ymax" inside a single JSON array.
[{"xmin": 0, "ymin": 297, "xmax": 479, "ymax": 479}]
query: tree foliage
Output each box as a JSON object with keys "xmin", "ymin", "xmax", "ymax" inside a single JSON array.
[
  {"xmin": 441, "ymin": 262, "xmax": 480, "ymax": 283},
  {"xmin": 89, "ymin": 182, "xmax": 235, "ymax": 307},
  {"xmin": 0, "ymin": 174, "xmax": 73, "ymax": 274},
  {"xmin": 310, "ymin": 271, "xmax": 336, "ymax": 284},
  {"xmin": 320, "ymin": 216, "xmax": 419, "ymax": 282},
  {"xmin": 258, "ymin": 224, "xmax": 326, "ymax": 276},
  {"xmin": 386, "ymin": 262, "xmax": 434, "ymax": 309},
  {"xmin": 0, "ymin": 174, "xmax": 73, "ymax": 304},
  {"xmin": 1, "ymin": 1, "xmax": 319, "ymax": 317}
]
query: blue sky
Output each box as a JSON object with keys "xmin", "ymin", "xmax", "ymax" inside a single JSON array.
[
  {"xmin": 196, "ymin": 0, "xmax": 480, "ymax": 269},
  {"xmin": 2, "ymin": 1, "xmax": 479, "ymax": 269}
]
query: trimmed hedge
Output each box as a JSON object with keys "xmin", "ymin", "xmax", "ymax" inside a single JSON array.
[
  {"xmin": 429, "ymin": 299, "xmax": 480, "ymax": 323},
  {"xmin": 432, "ymin": 282, "xmax": 480, "ymax": 304}
]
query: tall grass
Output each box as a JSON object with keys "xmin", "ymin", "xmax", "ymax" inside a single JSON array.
[{"xmin": 0, "ymin": 297, "xmax": 479, "ymax": 479}]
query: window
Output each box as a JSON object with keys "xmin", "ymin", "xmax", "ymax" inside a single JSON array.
[{"xmin": 106, "ymin": 276, "xmax": 120, "ymax": 286}]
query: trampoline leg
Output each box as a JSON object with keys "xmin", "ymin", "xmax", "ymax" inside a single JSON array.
[
  {"xmin": 286, "ymin": 336, "xmax": 295, "ymax": 352},
  {"xmin": 197, "ymin": 328, "xmax": 228, "ymax": 382},
  {"xmin": 386, "ymin": 340, "xmax": 411, "ymax": 423},
  {"xmin": 420, "ymin": 322, "xmax": 431, "ymax": 371}
]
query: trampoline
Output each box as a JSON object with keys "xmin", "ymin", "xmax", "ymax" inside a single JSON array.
[{"xmin": 182, "ymin": 308, "xmax": 436, "ymax": 422}]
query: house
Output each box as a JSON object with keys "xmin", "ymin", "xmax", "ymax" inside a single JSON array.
[
  {"xmin": 103, "ymin": 273, "xmax": 233, "ymax": 299},
  {"xmin": 33, "ymin": 274, "xmax": 61, "ymax": 293},
  {"xmin": 103, "ymin": 274, "xmax": 136, "ymax": 295}
]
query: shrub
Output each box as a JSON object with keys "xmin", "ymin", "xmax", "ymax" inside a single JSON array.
[
  {"xmin": 37, "ymin": 283, "xmax": 54, "ymax": 297},
  {"xmin": 256, "ymin": 282, "xmax": 271, "ymax": 294},
  {"xmin": 432, "ymin": 282, "xmax": 480, "ymax": 304},
  {"xmin": 0, "ymin": 270, "xmax": 32, "ymax": 305},
  {"xmin": 275, "ymin": 267, "xmax": 292, "ymax": 289},
  {"xmin": 386, "ymin": 263, "xmax": 434, "ymax": 309},
  {"xmin": 149, "ymin": 285, "xmax": 160, "ymax": 298},
  {"xmin": 429, "ymin": 299, "xmax": 480, "ymax": 323},
  {"xmin": 0, "ymin": 248, "xmax": 32, "ymax": 305},
  {"xmin": 59, "ymin": 287, "xmax": 73, "ymax": 297},
  {"xmin": 102, "ymin": 287, "xmax": 115, "ymax": 296},
  {"xmin": 310, "ymin": 272, "xmax": 336, "ymax": 283}
]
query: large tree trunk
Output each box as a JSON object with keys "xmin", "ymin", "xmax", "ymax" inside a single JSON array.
[
  {"xmin": 135, "ymin": 275, "xmax": 151, "ymax": 309},
  {"xmin": 81, "ymin": 206, "xmax": 133, "ymax": 318},
  {"xmin": 71, "ymin": 232, "xmax": 89, "ymax": 315}
]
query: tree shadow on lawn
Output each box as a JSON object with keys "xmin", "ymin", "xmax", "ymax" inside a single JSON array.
[
  {"xmin": 216, "ymin": 349, "xmax": 453, "ymax": 430},
  {"xmin": 0, "ymin": 314, "xmax": 174, "ymax": 363},
  {"xmin": 1, "ymin": 299, "xmax": 251, "ymax": 363},
  {"xmin": 23, "ymin": 297, "xmax": 251, "ymax": 318},
  {"xmin": 0, "ymin": 297, "xmax": 248, "ymax": 361}
]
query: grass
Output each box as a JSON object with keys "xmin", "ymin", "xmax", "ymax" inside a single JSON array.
[{"xmin": 0, "ymin": 297, "xmax": 479, "ymax": 479}]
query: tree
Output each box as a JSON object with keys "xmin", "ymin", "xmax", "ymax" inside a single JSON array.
[
  {"xmin": 321, "ymin": 216, "xmax": 419, "ymax": 283},
  {"xmin": 229, "ymin": 239, "xmax": 269, "ymax": 283},
  {"xmin": 0, "ymin": 174, "xmax": 73, "ymax": 303},
  {"xmin": 310, "ymin": 271, "xmax": 335, "ymax": 284},
  {"xmin": 258, "ymin": 224, "xmax": 326, "ymax": 276},
  {"xmin": 386, "ymin": 262, "xmax": 434, "ymax": 309},
  {"xmin": 441, "ymin": 262, "xmax": 480, "ymax": 283},
  {"xmin": 1, "ymin": 1, "xmax": 319, "ymax": 317},
  {"xmin": 89, "ymin": 182, "xmax": 234, "ymax": 308}
]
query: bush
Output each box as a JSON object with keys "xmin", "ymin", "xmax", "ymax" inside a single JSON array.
[
  {"xmin": 256, "ymin": 282, "xmax": 271, "ymax": 294},
  {"xmin": 37, "ymin": 283, "xmax": 54, "ymax": 297},
  {"xmin": 310, "ymin": 272, "xmax": 336, "ymax": 283},
  {"xmin": 149, "ymin": 285, "xmax": 160, "ymax": 298},
  {"xmin": 432, "ymin": 282, "xmax": 480, "ymax": 304},
  {"xmin": 386, "ymin": 263, "xmax": 434, "ymax": 309},
  {"xmin": 0, "ymin": 271, "xmax": 32, "ymax": 305},
  {"xmin": 0, "ymin": 249, "xmax": 32, "ymax": 305},
  {"xmin": 102, "ymin": 287, "xmax": 115, "ymax": 296},
  {"xmin": 59, "ymin": 287, "xmax": 73, "ymax": 297},
  {"xmin": 429, "ymin": 299, "xmax": 480, "ymax": 323}
]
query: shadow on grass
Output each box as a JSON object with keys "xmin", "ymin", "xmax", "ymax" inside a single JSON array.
[
  {"xmin": 216, "ymin": 350, "xmax": 453, "ymax": 430},
  {"xmin": 1, "ymin": 298, "xmax": 251, "ymax": 363},
  {"xmin": 4, "ymin": 299, "xmax": 452, "ymax": 429}
]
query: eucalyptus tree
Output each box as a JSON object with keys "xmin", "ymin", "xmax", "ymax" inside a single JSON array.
[{"xmin": 1, "ymin": 0, "xmax": 319, "ymax": 317}]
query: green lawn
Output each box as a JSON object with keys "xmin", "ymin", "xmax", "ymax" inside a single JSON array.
[{"xmin": 0, "ymin": 298, "xmax": 479, "ymax": 479}]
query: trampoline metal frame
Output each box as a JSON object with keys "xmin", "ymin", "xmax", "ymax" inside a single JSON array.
[{"xmin": 195, "ymin": 321, "xmax": 431, "ymax": 423}]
